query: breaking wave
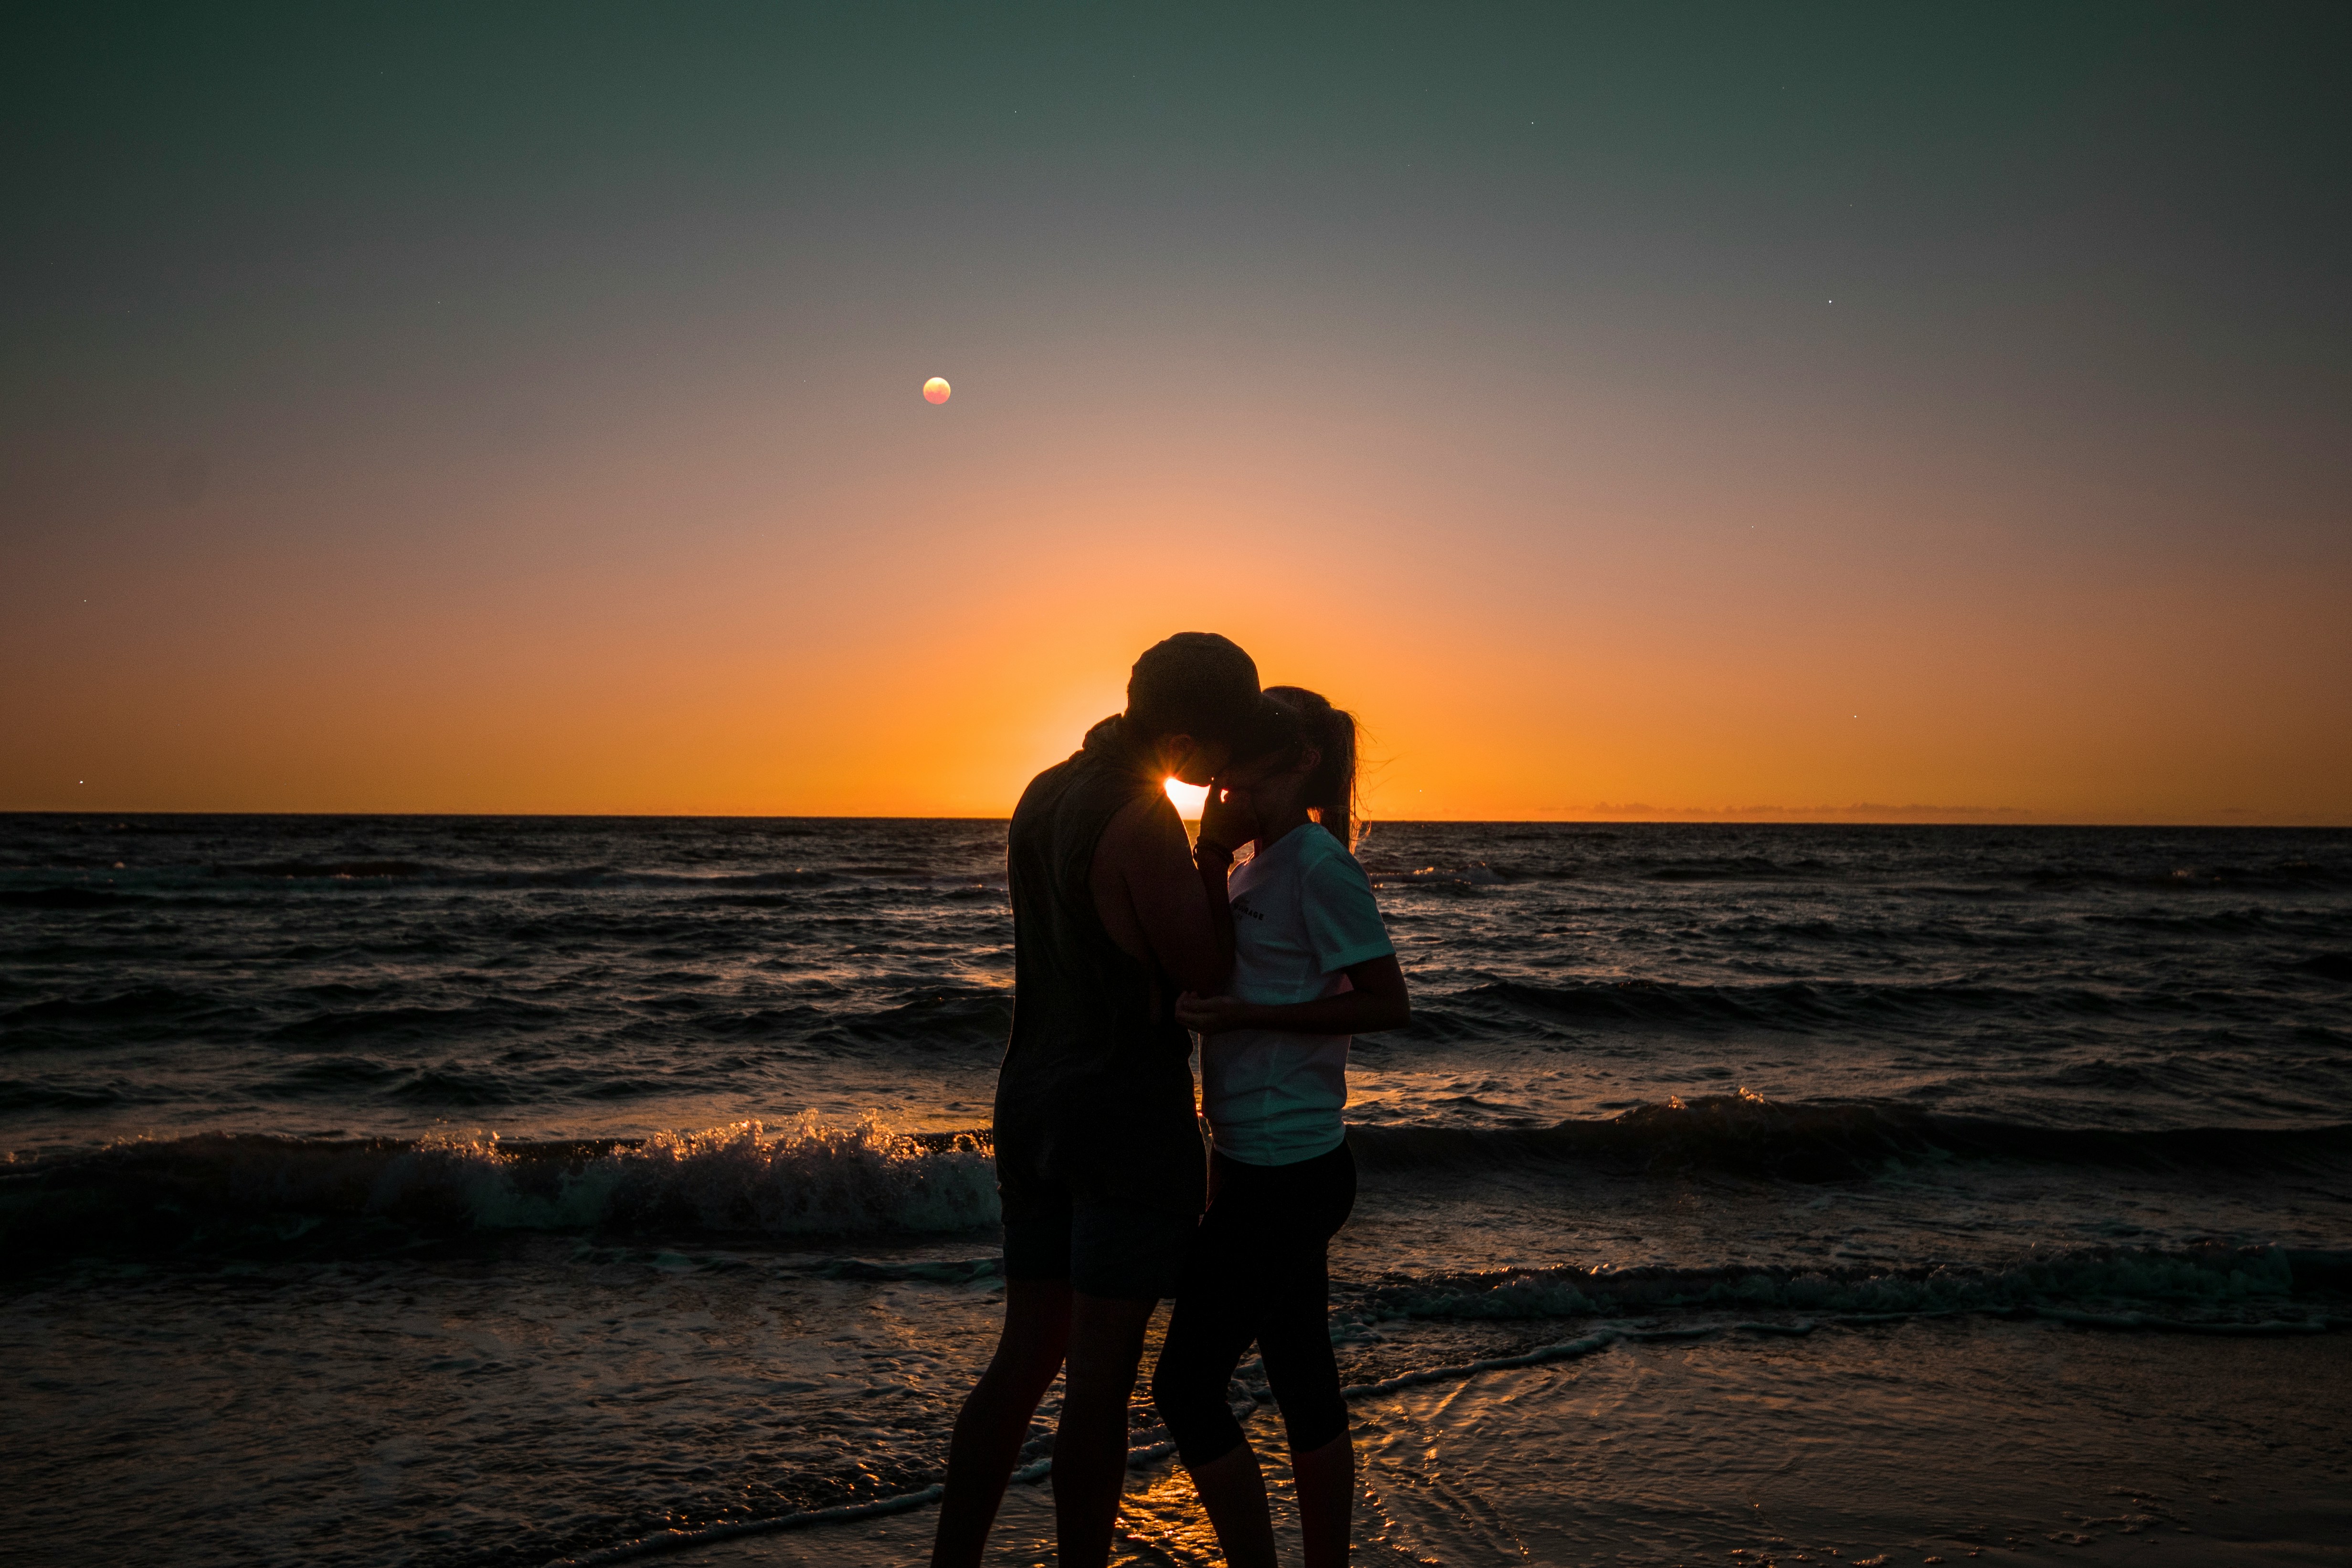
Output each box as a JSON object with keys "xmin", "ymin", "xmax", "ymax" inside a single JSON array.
[
  {"xmin": 0, "ymin": 1118, "xmax": 1000, "ymax": 1260},
  {"xmin": 11, "ymin": 1094, "xmax": 2345, "ymax": 1263}
]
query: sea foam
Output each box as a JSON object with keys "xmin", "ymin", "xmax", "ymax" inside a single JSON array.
[{"xmin": 2, "ymin": 1117, "xmax": 1001, "ymax": 1257}]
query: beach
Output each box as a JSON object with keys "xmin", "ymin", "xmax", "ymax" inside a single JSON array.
[
  {"xmin": 682, "ymin": 1318, "xmax": 2352, "ymax": 1568},
  {"xmin": 5, "ymin": 816, "xmax": 2349, "ymax": 1566}
]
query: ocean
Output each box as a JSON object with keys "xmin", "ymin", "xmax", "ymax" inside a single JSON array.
[{"xmin": 4, "ymin": 815, "xmax": 2349, "ymax": 1567}]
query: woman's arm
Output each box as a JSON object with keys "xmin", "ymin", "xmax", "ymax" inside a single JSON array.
[{"xmin": 1175, "ymin": 954, "xmax": 1409, "ymax": 1036}]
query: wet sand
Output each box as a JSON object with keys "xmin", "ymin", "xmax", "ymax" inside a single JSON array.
[{"xmin": 675, "ymin": 1316, "xmax": 2351, "ymax": 1567}]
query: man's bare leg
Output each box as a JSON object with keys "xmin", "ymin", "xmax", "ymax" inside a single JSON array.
[
  {"xmin": 1292, "ymin": 1430, "xmax": 1355, "ymax": 1568},
  {"xmin": 930, "ymin": 1280, "xmax": 1073, "ymax": 1568},
  {"xmin": 1182, "ymin": 1441, "xmax": 1278, "ymax": 1568},
  {"xmin": 1051, "ymin": 1292, "xmax": 1159, "ymax": 1568}
]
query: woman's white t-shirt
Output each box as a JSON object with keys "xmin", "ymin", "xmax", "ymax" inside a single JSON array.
[{"xmin": 1201, "ymin": 823, "xmax": 1395, "ymax": 1167}]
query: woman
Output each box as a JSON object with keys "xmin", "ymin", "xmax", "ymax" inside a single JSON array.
[{"xmin": 1153, "ymin": 686, "xmax": 1411, "ymax": 1568}]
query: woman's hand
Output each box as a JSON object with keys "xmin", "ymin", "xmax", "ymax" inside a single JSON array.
[
  {"xmin": 1175, "ymin": 991, "xmax": 1258, "ymax": 1035},
  {"xmin": 1195, "ymin": 780, "xmax": 1256, "ymax": 859}
]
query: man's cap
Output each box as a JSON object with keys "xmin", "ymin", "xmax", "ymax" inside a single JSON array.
[{"xmin": 1126, "ymin": 631, "xmax": 1266, "ymax": 748}]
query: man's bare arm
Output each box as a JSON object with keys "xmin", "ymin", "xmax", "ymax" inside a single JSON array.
[{"xmin": 1090, "ymin": 792, "xmax": 1234, "ymax": 996}]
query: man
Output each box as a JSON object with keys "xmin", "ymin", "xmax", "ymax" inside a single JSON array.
[{"xmin": 930, "ymin": 632, "xmax": 1268, "ymax": 1568}]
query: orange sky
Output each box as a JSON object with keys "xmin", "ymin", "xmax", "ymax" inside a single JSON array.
[
  {"xmin": 6, "ymin": 9, "xmax": 2348, "ymax": 824},
  {"xmin": 8, "ymin": 345, "xmax": 2347, "ymax": 823}
]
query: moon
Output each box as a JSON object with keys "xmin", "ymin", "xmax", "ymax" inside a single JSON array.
[{"xmin": 923, "ymin": 377, "xmax": 951, "ymax": 404}]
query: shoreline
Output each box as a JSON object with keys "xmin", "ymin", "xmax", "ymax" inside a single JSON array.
[{"xmin": 667, "ymin": 1316, "xmax": 2352, "ymax": 1568}]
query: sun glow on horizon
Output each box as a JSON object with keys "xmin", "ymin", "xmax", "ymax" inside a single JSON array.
[{"xmin": 1165, "ymin": 777, "xmax": 1208, "ymax": 820}]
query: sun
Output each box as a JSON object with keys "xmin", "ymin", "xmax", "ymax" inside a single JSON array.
[{"xmin": 1164, "ymin": 777, "xmax": 1209, "ymax": 820}]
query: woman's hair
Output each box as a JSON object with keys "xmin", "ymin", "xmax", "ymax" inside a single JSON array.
[{"xmin": 1259, "ymin": 685, "xmax": 1362, "ymax": 851}]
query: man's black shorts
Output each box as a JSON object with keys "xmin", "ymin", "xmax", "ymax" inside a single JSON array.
[{"xmin": 999, "ymin": 1172, "xmax": 1197, "ymax": 1301}]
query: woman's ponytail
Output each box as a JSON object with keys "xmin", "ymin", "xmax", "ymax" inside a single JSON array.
[{"xmin": 1263, "ymin": 686, "xmax": 1361, "ymax": 851}]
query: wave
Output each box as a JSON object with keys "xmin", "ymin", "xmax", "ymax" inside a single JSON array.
[
  {"xmin": 0, "ymin": 864, "xmax": 947, "ymax": 901},
  {"xmin": 700, "ymin": 869, "xmax": 840, "ymax": 889},
  {"xmin": 0, "ymin": 976, "xmax": 1017, "ymax": 1058},
  {"xmin": 1403, "ymin": 971, "xmax": 2311, "ymax": 1039},
  {"xmin": 1640, "ymin": 854, "xmax": 1838, "ymax": 882},
  {"xmin": 200, "ymin": 861, "xmax": 689, "ymax": 890},
  {"xmin": 0, "ymin": 1120, "xmax": 1000, "ymax": 1261},
  {"xmin": 2, "ymin": 983, "xmax": 220, "ymax": 1027},
  {"xmin": 215, "ymin": 858, "xmax": 443, "ymax": 879},
  {"xmin": 0, "ymin": 1081, "xmax": 129, "ymax": 1112},
  {"xmin": 263, "ymin": 996, "xmax": 571, "ymax": 1049},
  {"xmin": 1415, "ymin": 975, "xmax": 2096, "ymax": 1036},
  {"xmin": 1351, "ymin": 844, "xmax": 2352, "ymax": 894},
  {"xmin": 1352, "ymin": 1242, "xmax": 2349, "ymax": 1325},
  {"xmin": 1346, "ymin": 1094, "xmax": 2352, "ymax": 1180},
  {"xmin": 2020, "ymin": 861, "xmax": 2352, "ymax": 891},
  {"xmin": 199, "ymin": 861, "xmax": 964, "ymax": 892},
  {"xmin": 0, "ymin": 984, "xmax": 263, "ymax": 1051},
  {"xmin": 0, "ymin": 887, "xmax": 167, "ymax": 909},
  {"xmin": 804, "ymin": 987, "xmax": 1012, "ymax": 1049},
  {"xmin": 1365, "ymin": 853, "xmax": 1863, "ymax": 888},
  {"xmin": 11, "ymin": 1095, "xmax": 2342, "ymax": 1263}
]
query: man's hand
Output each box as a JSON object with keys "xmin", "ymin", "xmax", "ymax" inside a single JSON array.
[
  {"xmin": 1175, "ymin": 991, "xmax": 1257, "ymax": 1035},
  {"xmin": 1179, "ymin": 957, "xmax": 1411, "ymax": 1039}
]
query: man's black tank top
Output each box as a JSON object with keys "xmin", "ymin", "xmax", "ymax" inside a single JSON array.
[{"xmin": 992, "ymin": 718, "xmax": 1207, "ymax": 1217}]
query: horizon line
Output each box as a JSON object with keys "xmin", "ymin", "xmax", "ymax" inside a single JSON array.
[{"xmin": 2, "ymin": 809, "xmax": 2345, "ymax": 829}]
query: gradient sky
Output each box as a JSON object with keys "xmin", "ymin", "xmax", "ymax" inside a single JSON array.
[{"xmin": 6, "ymin": 3, "xmax": 2347, "ymax": 822}]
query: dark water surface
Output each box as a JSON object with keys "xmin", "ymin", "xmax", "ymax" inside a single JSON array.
[{"xmin": 4, "ymin": 816, "xmax": 2349, "ymax": 1566}]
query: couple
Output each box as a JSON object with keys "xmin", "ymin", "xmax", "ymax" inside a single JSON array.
[{"xmin": 930, "ymin": 632, "xmax": 1411, "ymax": 1568}]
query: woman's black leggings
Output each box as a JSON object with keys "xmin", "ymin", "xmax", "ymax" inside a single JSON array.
[{"xmin": 1151, "ymin": 1141, "xmax": 1356, "ymax": 1468}]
